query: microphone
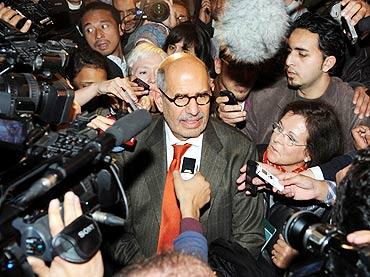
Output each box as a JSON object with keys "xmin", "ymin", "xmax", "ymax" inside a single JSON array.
[
  {"xmin": 18, "ymin": 109, "xmax": 151, "ymax": 205},
  {"xmin": 214, "ymin": 0, "xmax": 289, "ymax": 64},
  {"xmin": 91, "ymin": 211, "xmax": 126, "ymax": 226}
]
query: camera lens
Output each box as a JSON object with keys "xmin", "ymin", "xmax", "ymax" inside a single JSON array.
[
  {"xmin": 283, "ymin": 211, "xmax": 320, "ymax": 252},
  {"xmin": 154, "ymin": 3, "xmax": 164, "ymax": 14},
  {"xmin": 146, "ymin": 0, "xmax": 170, "ymax": 22}
]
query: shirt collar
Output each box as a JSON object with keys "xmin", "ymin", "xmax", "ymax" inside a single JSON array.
[{"xmin": 107, "ymin": 55, "xmax": 127, "ymax": 76}]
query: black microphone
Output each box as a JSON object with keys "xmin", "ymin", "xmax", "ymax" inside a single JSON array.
[{"xmin": 18, "ymin": 109, "xmax": 151, "ymax": 205}]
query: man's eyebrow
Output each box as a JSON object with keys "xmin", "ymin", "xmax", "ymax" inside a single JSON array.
[{"xmin": 293, "ymin": 47, "xmax": 309, "ymax": 52}]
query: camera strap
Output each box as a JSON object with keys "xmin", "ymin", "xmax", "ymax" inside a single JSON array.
[{"xmin": 52, "ymin": 214, "xmax": 102, "ymax": 263}]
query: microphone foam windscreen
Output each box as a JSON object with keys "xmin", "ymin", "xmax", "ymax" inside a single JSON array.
[
  {"xmin": 106, "ymin": 109, "xmax": 151, "ymax": 146},
  {"xmin": 214, "ymin": 0, "xmax": 289, "ymax": 64}
]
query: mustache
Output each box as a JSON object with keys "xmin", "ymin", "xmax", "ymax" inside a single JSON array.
[{"xmin": 178, "ymin": 113, "xmax": 204, "ymax": 121}]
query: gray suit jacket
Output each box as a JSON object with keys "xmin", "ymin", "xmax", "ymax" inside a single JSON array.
[{"xmin": 112, "ymin": 116, "xmax": 265, "ymax": 266}]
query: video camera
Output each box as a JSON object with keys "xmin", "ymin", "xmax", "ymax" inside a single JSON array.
[
  {"xmin": 0, "ymin": 17, "xmax": 152, "ymax": 277},
  {"xmin": 0, "ymin": 20, "xmax": 76, "ymax": 153},
  {"xmin": 283, "ymin": 211, "xmax": 370, "ymax": 276}
]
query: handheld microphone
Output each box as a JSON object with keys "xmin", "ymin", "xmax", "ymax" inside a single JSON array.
[
  {"xmin": 18, "ymin": 109, "xmax": 151, "ymax": 205},
  {"xmin": 214, "ymin": 0, "xmax": 289, "ymax": 64}
]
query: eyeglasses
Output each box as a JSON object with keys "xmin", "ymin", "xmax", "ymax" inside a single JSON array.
[
  {"xmin": 120, "ymin": 8, "xmax": 138, "ymax": 21},
  {"xmin": 272, "ymin": 122, "xmax": 307, "ymax": 147},
  {"xmin": 159, "ymin": 88, "xmax": 212, "ymax": 107}
]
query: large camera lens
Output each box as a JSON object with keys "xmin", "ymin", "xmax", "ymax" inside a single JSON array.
[
  {"xmin": 145, "ymin": 0, "xmax": 170, "ymax": 22},
  {"xmin": 0, "ymin": 73, "xmax": 73, "ymax": 124},
  {"xmin": 283, "ymin": 211, "xmax": 320, "ymax": 252},
  {"xmin": 0, "ymin": 73, "xmax": 41, "ymax": 117}
]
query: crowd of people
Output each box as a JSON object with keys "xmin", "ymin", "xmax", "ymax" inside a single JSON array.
[{"xmin": 1, "ymin": 0, "xmax": 370, "ymax": 276}]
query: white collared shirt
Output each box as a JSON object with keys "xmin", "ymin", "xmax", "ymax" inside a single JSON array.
[
  {"xmin": 165, "ymin": 123, "xmax": 202, "ymax": 179},
  {"xmin": 107, "ymin": 55, "xmax": 128, "ymax": 77}
]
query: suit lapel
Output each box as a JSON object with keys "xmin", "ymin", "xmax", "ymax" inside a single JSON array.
[
  {"xmin": 200, "ymin": 120, "xmax": 227, "ymax": 221},
  {"xmin": 144, "ymin": 117, "xmax": 166, "ymax": 225}
]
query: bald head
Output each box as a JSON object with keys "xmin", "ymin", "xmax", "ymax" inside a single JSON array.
[
  {"xmin": 157, "ymin": 53, "xmax": 209, "ymax": 92},
  {"xmin": 154, "ymin": 53, "xmax": 211, "ymax": 140}
]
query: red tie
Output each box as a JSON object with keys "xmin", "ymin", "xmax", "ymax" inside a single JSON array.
[{"xmin": 157, "ymin": 143, "xmax": 191, "ymax": 253}]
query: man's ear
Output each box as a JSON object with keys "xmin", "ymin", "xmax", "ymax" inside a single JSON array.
[
  {"xmin": 153, "ymin": 88, "xmax": 164, "ymax": 113},
  {"xmin": 322, "ymin": 56, "xmax": 336, "ymax": 73},
  {"xmin": 214, "ymin": 57, "xmax": 221, "ymax": 75},
  {"xmin": 119, "ymin": 23, "xmax": 124, "ymax": 36}
]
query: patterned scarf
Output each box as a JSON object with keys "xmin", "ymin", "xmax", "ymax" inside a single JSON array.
[{"xmin": 263, "ymin": 150, "xmax": 308, "ymax": 173}]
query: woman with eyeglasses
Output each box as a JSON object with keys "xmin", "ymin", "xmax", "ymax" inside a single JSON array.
[
  {"xmin": 263, "ymin": 100, "xmax": 343, "ymax": 173},
  {"xmin": 253, "ymin": 100, "xmax": 344, "ymax": 271}
]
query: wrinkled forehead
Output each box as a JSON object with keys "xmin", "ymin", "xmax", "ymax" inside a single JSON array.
[{"xmin": 165, "ymin": 62, "xmax": 209, "ymax": 95}]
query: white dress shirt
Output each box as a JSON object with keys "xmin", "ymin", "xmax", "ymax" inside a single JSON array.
[
  {"xmin": 165, "ymin": 123, "xmax": 202, "ymax": 180},
  {"xmin": 107, "ymin": 55, "xmax": 128, "ymax": 77}
]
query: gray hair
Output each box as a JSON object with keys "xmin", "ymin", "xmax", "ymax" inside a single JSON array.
[
  {"xmin": 156, "ymin": 66, "xmax": 166, "ymax": 92},
  {"xmin": 127, "ymin": 42, "xmax": 168, "ymax": 75}
]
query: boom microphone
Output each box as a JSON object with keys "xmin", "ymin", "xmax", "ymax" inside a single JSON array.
[
  {"xmin": 214, "ymin": 0, "xmax": 289, "ymax": 64},
  {"xmin": 17, "ymin": 109, "xmax": 151, "ymax": 205}
]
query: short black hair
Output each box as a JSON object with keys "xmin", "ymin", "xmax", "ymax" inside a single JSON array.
[
  {"xmin": 333, "ymin": 147, "xmax": 370, "ymax": 234},
  {"xmin": 66, "ymin": 47, "xmax": 107, "ymax": 81},
  {"xmin": 290, "ymin": 12, "xmax": 346, "ymax": 76},
  {"xmin": 163, "ymin": 22, "xmax": 214, "ymax": 75},
  {"xmin": 80, "ymin": 1, "xmax": 121, "ymax": 30},
  {"xmin": 280, "ymin": 100, "xmax": 343, "ymax": 166}
]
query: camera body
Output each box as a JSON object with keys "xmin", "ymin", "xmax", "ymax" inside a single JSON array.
[
  {"xmin": 0, "ymin": 20, "xmax": 76, "ymax": 152},
  {"xmin": 0, "ymin": 118, "xmax": 122, "ymax": 276},
  {"xmin": 0, "ymin": 18, "xmax": 123, "ymax": 277},
  {"xmin": 2, "ymin": 0, "xmax": 70, "ymax": 38},
  {"xmin": 284, "ymin": 211, "xmax": 370, "ymax": 276}
]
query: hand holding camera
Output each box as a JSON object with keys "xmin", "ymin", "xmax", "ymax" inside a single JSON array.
[
  {"xmin": 216, "ymin": 91, "xmax": 246, "ymax": 127},
  {"xmin": 27, "ymin": 192, "xmax": 103, "ymax": 277}
]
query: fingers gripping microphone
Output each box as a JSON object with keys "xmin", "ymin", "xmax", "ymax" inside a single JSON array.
[
  {"xmin": 214, "ymin": 0, "xmax": 289, "ymax": 64},
  {"xmin": 18, "ymin": 109, "xmax": 152, "ymax": 205}
]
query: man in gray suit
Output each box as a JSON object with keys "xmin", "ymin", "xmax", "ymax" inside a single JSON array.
[{"xmin": 111, "ymin": 53, "xmax": 264, "ymax": 266}]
